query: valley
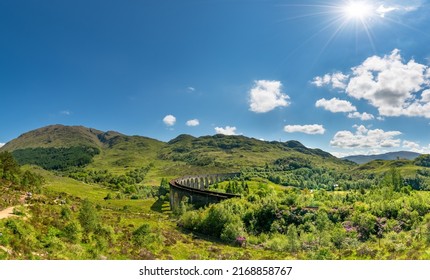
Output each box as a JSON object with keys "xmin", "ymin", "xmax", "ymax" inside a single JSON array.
[{"xmin": 1, "ymin": 125, "xmax": 430, "ymax": 260}]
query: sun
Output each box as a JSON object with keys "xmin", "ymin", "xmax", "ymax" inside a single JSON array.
[{"xmin": 342, "ymin": 1, "xmax": 373, "ymax": 20}]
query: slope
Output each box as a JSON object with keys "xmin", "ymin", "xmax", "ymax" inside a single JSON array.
[
  {"xmin": 1, "ymin": 125, "xmax": 356, "ymax": 183},
  {"xmin": 343, "ymin": 151, "xmax": 421, "ymax": 164}
]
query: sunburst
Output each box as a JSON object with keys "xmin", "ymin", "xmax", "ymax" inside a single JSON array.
[
  {"xmin": 342, "ymin": 1, "xmax": 374, "ymax": 20},
  {"xmin": 278, "ymin": 0, "xmax": 381, "ymax": 58}
]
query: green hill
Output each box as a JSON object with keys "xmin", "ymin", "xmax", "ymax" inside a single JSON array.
[
  {"xmin": 4, "ymin": 125, "xmax": 430, "ymax": 189},
  {"xmin": 1, "ymin": 125, "xmax": 105, "ymax": 150},
  {"xmin": 1, "ymin": 125, "xmax": 356, "ymax": 183},
  {"xmin": 159, "ymin": 134, "xmax": 350, "ymax": 169}
]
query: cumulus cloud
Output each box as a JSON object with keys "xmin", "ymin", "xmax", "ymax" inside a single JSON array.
[
  {"xmin": 215, "ymin": 126, "xmax": 237, "ymax": 135},
  {"xmin": 312, "ymin": 72, "xmax": 349, "ymax": 89},
  {"xmin": 163, "ymin": 115, "xmax": 176, "ymax": 126},
  {"xmin": 376, "ymin": 1, "xmax": 424, "ymax": 17},
  {"xmin": 347, "ymin": 111, "xmax": 375, "ymax": 121},
  {"xmin": 315, "ymin": 98, "xmax": 356, "ymax": 113},
  {"xmin": 284, "ymin": 124, "xmax": 325, "ymax": 135},
  {"xmin": 314, "ymin": 49, "xmax": 430, "ymax": 119},
  {"xmin": 330, "ymin": 125, "xmax": 402, "ymax": 149},
  {"xmin": 403, "ymin": 140, "xmax": 420, "ymax": 150},
  {"xmin": 0, "ymin": 143, "xmax": 4, "ymax": 148},
  {"xmin": 187, "ymin": 87, "xmax": 196, "ymax": 92},
  {"xmin": 186, "ymin": 119, "xmax": 200, "ymax": 127},
  {"xmin": 402, "ymin": 140, "xmax": 430, "ymax": 153},
  {"xmin": 249, "ymin": 80, "xmax": 290, "ymax": 113},
  {"xmin": 315, "ymin": 98, "xmax": 374, "ymax": 121}
]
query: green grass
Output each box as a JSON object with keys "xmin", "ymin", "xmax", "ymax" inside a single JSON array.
[{"xmin": 18, "ymin": 165, "xmax": 288, "ymax": 260}]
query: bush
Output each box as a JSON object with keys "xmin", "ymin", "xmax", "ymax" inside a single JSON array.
[
  {"xmin": 132, "ymin": 224, "xmax": 151, "ymax": 247},
  {"xmin": 266, "ymin": 234, "xmax": 289, "ymax": 252},
  {"xmin": 180, "ymin": 211, "xmax": 202, "ymax": 231},
  {"xmin": 62, "ymin": 221, "xmax": 82, "ymax": 243},
  {"xmin": 220, "ymin": 217, "xmax": 245, "ymax": 242}
]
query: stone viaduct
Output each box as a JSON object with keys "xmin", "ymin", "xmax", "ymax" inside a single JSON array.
[{"xmin": 169, "ymin": 173, "xmax": 241, "ymax": 211}]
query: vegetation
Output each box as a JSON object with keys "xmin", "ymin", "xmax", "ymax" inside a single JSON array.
[
  {"xmin": 179, "ymin": 171, "xmax": 430, "ymax": 259},
  {"xmin": 12, "ymin": 146, "xmax": 100, "ymax": 170},
  {"xmin": 2, "ymin": 125, "xmax": 430, "ymax": 260}
]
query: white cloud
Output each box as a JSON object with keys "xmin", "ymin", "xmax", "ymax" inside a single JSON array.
[
  {"xmin": 376, "ymin": 5, "xmax": 398, "ymax": 17},
  {"xmin": 402, "ymin": 140, "xmax": 430, "ymax": 153},
  {"xmin": 314, "ymin": 49, "xmax": 430, "ymax": 119},
  {"xmin": 312, "ymin": 72, "xmax": 349, "ymax": 89},
  {"xmin": 60, "ymin": 110, "xmax": 71, "ymax": 115},
  {"xmin": 249, "ymin": 80, "xmax": 290, "ymax": 113},
  {"xmin": 376, "ymin": 0, "xmax": 424, "ymax": 17},
  {"xmin": 347, "ymin": 111, "xmax": 375, "ymax": 121},
  {"xmin": 331, "ymin": 149, "xmax": 388, "ymax": 158},
  {"xmin": 315, "ymin": 98, "xmax": 356, "ymax": 113},
  {"xmin": 215, "ymin": 126, "xmax": 237, "ymax": 135},
  {"xmin": 315, "ymin": 98, "xmax": 374, "ymax": 120},
  {"xmin": 187, "ymin": 87, "xmax": 195, "ymax": 92},
  {"xmin": 186, "ymin": 119, "xmax": 200, "ymax": 127},
  {"xmin": 330, "ymin": 125, "xmax": 402, "ymax": 149},
  {"xmin": 284, "ymin": 124, "xmax": 325, "ymax": 135},
  {"xmin": 0, "ymin": 143, "xmax": 5, "ymax": 148},
  {"xmin": 163, "ymin": 115, "xmax": 176, "ymax": 126},
  {"xmin": 403, "ymin": 140, "xmax": 420, "ymax": 150}
]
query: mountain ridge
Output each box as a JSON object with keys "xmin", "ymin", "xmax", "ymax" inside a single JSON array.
[
  {"xmin": 0, "ymin": 124, "xmax": 353, "ymax": 176},
  {"xmin": 342, "ymin": 151, "xmax": 421, "ymax": 164}
]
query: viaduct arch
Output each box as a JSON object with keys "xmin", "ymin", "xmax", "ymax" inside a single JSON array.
[{"xmin": 169, "ymin": 173, "xmax": 241, "ymax": 211}]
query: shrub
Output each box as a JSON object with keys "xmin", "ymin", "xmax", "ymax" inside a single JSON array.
[{"xmin": 220, "ymin": 216, "xmax": 245, "ymax": 242}]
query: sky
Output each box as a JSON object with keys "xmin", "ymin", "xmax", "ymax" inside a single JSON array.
[{"xmin": 1, "ymin": 0, "xmax": 430, "ymax": 157}]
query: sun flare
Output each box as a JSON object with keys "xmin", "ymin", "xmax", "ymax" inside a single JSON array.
[{"xmin": 343, "ymin": 1, "xmax": 373, "ymax": 20}]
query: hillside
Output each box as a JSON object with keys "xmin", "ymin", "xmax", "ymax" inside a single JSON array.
[
  {"xmin": 2, "ymin": 125, "xmax": 430, "ymax": 261},
  {"xmin": 159, "ymin": 134, "xmax": 353, "ymax": 171},
  {"xmin": 1, "ymin": 125, "xmax": 105, "ymax": 150},
  {"xmin": 1, "ymin": 125, "xmax": 355, "ymax": 182},
  {"xmin": 343, "ymin": 151, "xmax": 421, "ymax": 164}
]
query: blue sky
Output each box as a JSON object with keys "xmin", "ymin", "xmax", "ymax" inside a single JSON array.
[{"xmin": 1, "ymin": 0, "xmax": 430, "ymax": 156}]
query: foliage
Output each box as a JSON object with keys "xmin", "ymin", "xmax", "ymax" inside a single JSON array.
[
  {"xmin": 414, "ymin": 154, "xmax": 430, "ymax": 167},
  {"xmin": 67, "ymin": 165, "xmax": 154, "ymax": 196},
  {"xmin": 0, "ymin": 151, "xmax": 21, "ymax": 183},
  {"xmin": 12, "ymin": 146, "xmax": 100, "ymax": 170},
  {"xmin": 178, "ymin": 171, "xmax": 430, "ymax": 259},
  {"xmin": 78, "ymin": 199, "xmax": 99, "ymax": 234}
]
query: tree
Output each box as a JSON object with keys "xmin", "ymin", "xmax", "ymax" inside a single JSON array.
[
  {"xmin": 286, "ymin": 224, "xmax": 300, "ymax": 253},
  {"xmin": 78, "ymin": 199, "xmax": 99, "ymax": 233},
  {"xmin": 158, "ymin": 178, "xmax": 170, "ymax": 197},
  {"xmin": 0, "ymin": 151, "xmax": 21, "ymax": 182},
  {"xmin": 381, "ymin": 168, "xmax": 403, "ymax": 191},
  {"xmin": 132, "ymin": 223, "xmax": 151, "ymax": 246}
]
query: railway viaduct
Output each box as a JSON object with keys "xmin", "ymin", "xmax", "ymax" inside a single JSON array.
[{"xmin": 169, "ymin": 173, "xmax": 241, "ymax": 211}]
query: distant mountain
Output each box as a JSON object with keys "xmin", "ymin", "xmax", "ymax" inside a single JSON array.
[{"xmin": 343, "ymin": 151, "xmax": 421, "ymax": 164}]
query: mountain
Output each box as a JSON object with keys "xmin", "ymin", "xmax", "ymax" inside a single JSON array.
[
  {"xmin": 0, "ymin": 125, "xmax": 166, "ymax": 173},
  {"xmin": 1, "ymin": 125, "xmax": 355, "ymax": 181},
  {"xmin": 1, "ymin": 124, "xmax": 105, "ymax": 150},
  {"xmin": 159, "ymin": 134, "xmax": 352, "ymax": 170},
  {"xmin": 343, "ymin": 151, "xmax": 421, "ymax": 164},
  {"xmin": 1, "ymin": 124, "xmax": 165, "ymax": 151}
]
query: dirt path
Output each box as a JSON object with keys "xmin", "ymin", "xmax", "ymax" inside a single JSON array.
[{"xmin": 0, "ymin": 206, "xmax": 17, "ymax": 220}]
